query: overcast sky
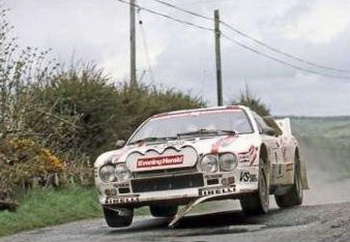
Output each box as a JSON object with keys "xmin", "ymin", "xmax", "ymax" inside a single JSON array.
[{"xmin": 3, "ymin": 0, "xmax": 350, "ymax": 116}]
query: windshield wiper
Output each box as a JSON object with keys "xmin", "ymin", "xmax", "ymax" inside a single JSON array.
[
  {"xmin": 215, "ymin": 129, "xmax": 236, "ymax": 135},
  {"xmin": 129, "ymin": 136, "xmax": 177, "ymax": 145},
  {"xmin": 177, "ymin": 129, "xmax": 235, "ymax": 138}
]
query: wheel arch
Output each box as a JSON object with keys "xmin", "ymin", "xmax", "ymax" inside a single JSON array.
[
  {"xmin": 259, "ymin": 143, "xmax": 270, "ymax": 168},
  {"xmin": 294, "ymin": 146, "xmax": 309, "ymax": 189}
]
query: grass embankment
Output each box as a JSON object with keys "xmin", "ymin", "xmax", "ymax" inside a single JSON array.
[
  {"xmin": 0, "ymin": 185, "xmax": 218, "ymax": 238},
  {"xmin": 0, "ymin": 186, "xmax": 151, "ymax": 238},
  {"xmin": 0, "ymin": 186, "xmax": 102, "ymax": 237}
]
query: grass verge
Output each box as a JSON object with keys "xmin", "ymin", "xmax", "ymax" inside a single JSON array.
[
  {"xmin": 0, "ymin": 186, "xmax": 153, "ymax": 238},
  {"xmin": 0, "ymin": 186, "xmax": 102, "ymax": 238},
  {"xmin": 0, "ymin": 186, "xmax": 219, "ymax": 238}
]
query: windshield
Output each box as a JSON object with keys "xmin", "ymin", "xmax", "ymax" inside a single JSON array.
[{"xmin": 128, "ymin": 109, "xmax": 253, "ymax": 144}]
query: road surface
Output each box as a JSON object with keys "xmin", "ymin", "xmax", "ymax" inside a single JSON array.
[{"xmin": 1, "ymin": 198, "xmax": 350, "ymax": 242}]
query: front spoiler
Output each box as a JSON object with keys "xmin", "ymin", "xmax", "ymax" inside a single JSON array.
[
  {"xmin": 102, "ymin": 184, "xmax": 257, "ymax": 207},
  {"xmin": 103, "ymin": 187, "xmax": 257, "ymax": 228}
]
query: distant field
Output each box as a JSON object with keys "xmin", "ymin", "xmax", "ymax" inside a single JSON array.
[
  {"xmin": 290, "ymin": 116, "xmax": 350, "ymax": 177},
  {"xmin": 291, "ymin": 116, "xmax": 350, "ymax": 138}
]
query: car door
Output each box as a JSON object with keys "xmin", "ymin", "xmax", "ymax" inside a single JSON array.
[{"xmin": 252, "ymin": 113, "xmax": 284, "ymax": 185}]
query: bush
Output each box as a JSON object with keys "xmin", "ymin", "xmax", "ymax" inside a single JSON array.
[
  {"xmin": 0, "ymin": 137, "xmax": 64, "ymax": 199},
  {"xmin": 30, "ymin": 65, "xmax": 118, "ymax": 158},
  {"xmin": 231, "ymin": 85, "xmax": 270, "ymax": 116},
  {"xmin": 114, "ymin": 83, "xmax": 205, "ymax": 140},
  {"xmin": 32, "ymin": 66, "xmax": 205, "ymax": 159}
]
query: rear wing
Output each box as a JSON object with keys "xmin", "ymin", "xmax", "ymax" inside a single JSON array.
[{"xmin": 275, "ymin": 118, "xmax": 292, "ymax": 136}]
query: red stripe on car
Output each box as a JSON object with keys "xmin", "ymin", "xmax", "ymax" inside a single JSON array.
[{"xmin": 211, "ymin": 136, "xmax": 236, "ymax": 154}]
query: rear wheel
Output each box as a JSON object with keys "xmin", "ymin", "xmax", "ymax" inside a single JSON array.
[
  {"xmin": 240, "ymin": 157, "xmax": 269, "ymax": 215},
  {"xmin": 150, "ymin": 204, "xmax": 178, "ymax": 217},
  {"xmin": 275, "ymin": 156, "xmax": 303, "ymax": 208},
  {"xmin": 103, "ymin": 206, "xmax": 134, "ymax": 227}
]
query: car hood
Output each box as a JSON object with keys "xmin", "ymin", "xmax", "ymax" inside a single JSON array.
[{"xmin": 102, "ymin": 134, "xmax": 259, "ymax": 172}]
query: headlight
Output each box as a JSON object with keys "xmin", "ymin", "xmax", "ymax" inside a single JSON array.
[
  {"xmin": 99, "ymin": 165, "xmax": 116, "ymax": 182},
  {"xmin": 219, "ymin": 153, "xmax": 238, "ymax": 171},
  {"xmin": 200, "ymin": 155, "xmax": 219, "ymax": 173},
  {"xmin": 115, "ymin": 163, "xmax": 132, "ymax": 181}
]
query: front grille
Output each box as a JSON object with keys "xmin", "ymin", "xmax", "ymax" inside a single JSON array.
[
  {"xmin": 131, "ymin": 173, "xmax": 204, "ymax": 193},
  {"xmin": 133, "ymin": 167, "xmax": 198, "ymax": 179}
]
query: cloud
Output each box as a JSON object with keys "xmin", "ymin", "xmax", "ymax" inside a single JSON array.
[
  {"xmin": 278, "ymin": 2, "xmax": 350, "ymax": 44},
  {"xmin": 3, "ymin": 0, "xmax": 350, "ymax": 116}
]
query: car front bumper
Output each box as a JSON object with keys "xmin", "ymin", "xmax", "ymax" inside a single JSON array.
[{"xmin": 96, "ymin": 166, "xmax": 259, "ymax": 207}]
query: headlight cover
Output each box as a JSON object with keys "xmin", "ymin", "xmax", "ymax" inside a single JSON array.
[
  {"xmin": 219, "ymin": 153, "xmax": 238, "ymax": 171},
  {"xmin": 115, "ymin": 163, "xmax": 132, "ymax": 181},
  {"xmin": 99, "ymin": 165, "xmax": 116, "ymax": 182},
  {"xmin": 200, "ymin": 155, "xmax": 219, "ymax": 173}
]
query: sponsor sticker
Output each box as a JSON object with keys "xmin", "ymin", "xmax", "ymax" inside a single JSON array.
[
  {"xmin": 238, "ymin": 146, "xmax": 258, "ymax": 164},
  {"xmin": 137, "ymin": 155, "xmax": 184, "ymax": 168},
  {"xmin": 239, "ymin": 171, "xmax": 258, "ymax": 182}
]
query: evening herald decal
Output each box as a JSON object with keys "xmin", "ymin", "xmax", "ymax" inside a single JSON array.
[{"xmin": 137, "ymin": 155, "xmax": 184, "ymax": 168}]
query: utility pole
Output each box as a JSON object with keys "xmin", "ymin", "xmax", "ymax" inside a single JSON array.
[
  {"xmin": 130, "ymin": 0, "xmax": 137, "ymax": 87},
  {"xmin": 214, "ymin": 10, "xmax": 223, "ymax": 106}
]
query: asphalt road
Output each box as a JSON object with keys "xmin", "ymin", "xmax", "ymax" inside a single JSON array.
[{"xmin": 1, "ymin": 197, "xmax": 350, "ymax": 242}]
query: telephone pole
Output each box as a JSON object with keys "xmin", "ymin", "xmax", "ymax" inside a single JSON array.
[
  {"xmin": 214, "ymin": 10, "xmax": 223, "ymax": 106},
  {"xmin": 130, "ymin": 0, "xmax": 137, "ymax": 87}
]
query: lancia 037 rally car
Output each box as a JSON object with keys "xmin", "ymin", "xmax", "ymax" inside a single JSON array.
[{"xmin": 94, "ymin": 105, "xmax": 309, "ymax": 228}]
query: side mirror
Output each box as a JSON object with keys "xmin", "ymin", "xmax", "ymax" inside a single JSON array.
[
  {"xmin": 262, "ymin": 126, "xmax": 276, "ymax": 136},
  {"xmin": 116, "ymin": 140, "xmax": 126, "ymax": 148}
]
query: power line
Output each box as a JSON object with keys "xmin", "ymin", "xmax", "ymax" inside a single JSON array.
[
  {"xmin": 116, "ymin": 0, "xmax": 350, "ymax": 80},
  {"xmin": 220, "ymin": 22, "xmax": 350, "ymax": 74},
  {"xmin": 152, "ymin": 0, "xmax": 213, "ymax": 21},
  {"xmin": 151, "ymin": 0, "xmax": 350, "ymax": 74},
  {"xmin": 221, "ymin": 32, "xmax": 350, "ymax": 80},
  {"xmin": 116, "ymin": 0, "xmax": 213, "ymax": 32}
]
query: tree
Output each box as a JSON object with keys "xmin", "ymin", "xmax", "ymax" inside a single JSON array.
[{"xmin": 0, "ymin": 6, "xmax": 58, "ymax": 139}]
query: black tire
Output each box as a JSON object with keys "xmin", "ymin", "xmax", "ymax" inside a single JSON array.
[
  {"xmin": 103, "ymin": 206, "xmax": 134, "ymax": 227},
  {"xmin": 150, "ymin": 204, "xmax": 178, "ymax": 217},
  {"xmin": 240, "ymin": 157, "xmax": 269, "ymax": 215},
  {"xmin": 275, "ymin": 157, "xmax": 303, "ymax": 208}
]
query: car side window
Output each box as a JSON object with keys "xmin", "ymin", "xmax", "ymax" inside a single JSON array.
[{"xmin": 252, "ymin": 112, "xmax": 270, "ymax": 134}]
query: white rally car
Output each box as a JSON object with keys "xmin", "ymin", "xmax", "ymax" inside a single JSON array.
[{"xmin": 94, "ymin": 105, "xmax": 309, "ymax": 228}]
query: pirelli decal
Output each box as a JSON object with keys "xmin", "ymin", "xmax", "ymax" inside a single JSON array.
[{"xmin": 137, "ymin": 155, "xmax": 184, "ymax": 168}]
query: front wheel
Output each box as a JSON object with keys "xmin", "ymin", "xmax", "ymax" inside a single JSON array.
[
  {"xmin": 103, "ymin": 206, "xmax": 134, "ymax": 227},
  {"xmin": 275, "ymin": 157, "xmax": 303, "ymax": 208},
  {"xmin": 240, "ymin": 157, "xmax": 269, "ymax": 215}
]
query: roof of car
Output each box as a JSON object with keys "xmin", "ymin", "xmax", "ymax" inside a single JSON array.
[{"xmin": 152, "ymin": 105, "xmax": 248, "ymax": 119}]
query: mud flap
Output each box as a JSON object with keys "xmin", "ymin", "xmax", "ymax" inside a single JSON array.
[{"xmin": 168, "ymin": 195, "xmax": 217, "ymax": 228}]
